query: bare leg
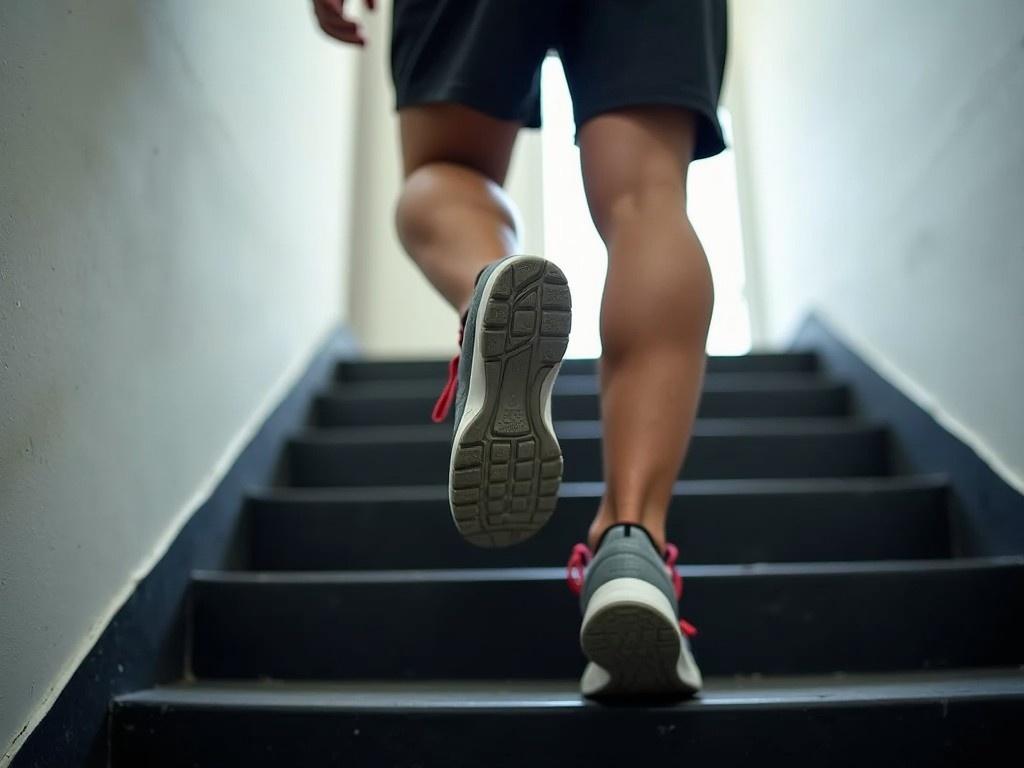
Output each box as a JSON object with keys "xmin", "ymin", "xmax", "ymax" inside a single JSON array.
[
  {"xmin": 578, "ymin": 107, "xmax": 715, "ymax": 553},
  {"xmin": 395, "ymin": 104, "xmax": 523, "ymax": 315}
]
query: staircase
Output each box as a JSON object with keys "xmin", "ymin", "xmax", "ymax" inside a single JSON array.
[{"xmin": 111, "ymin": 352, "xmax": 1024, "ymax": 765}]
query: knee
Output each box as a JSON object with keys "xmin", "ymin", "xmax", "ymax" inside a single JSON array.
[
  {"xmin": 395, "ymin": 162, "xmax": 521, "ymax": 257},
  {"xmin": 590, "ymin": 174, "xmax": 687, "ymax": 244},
  {"xmin": 585, "ymin": 151, "xmax": 688, "ymax": 243},
  {"xmin": 394, "ymin": 165, "xmax": 446, "ymax": 255}
]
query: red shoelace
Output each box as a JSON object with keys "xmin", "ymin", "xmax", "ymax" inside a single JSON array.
[
  {"xmin": 431, "ymin": 322, "xmax": 465, "ymax": 423},
  {"xmin": 566, "ymin": 541, "xmax": 698, "ymax": 638}
]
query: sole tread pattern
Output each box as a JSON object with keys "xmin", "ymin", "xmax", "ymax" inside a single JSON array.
[
  {"xmin": 581, "ymin": 603, "xmax": 695, "ymax": 699},
  {"xmin": 452, "ymin": 259, "xmax": 571, "ymax": 547}
]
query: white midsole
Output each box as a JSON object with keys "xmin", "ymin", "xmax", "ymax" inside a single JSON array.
[
  {"xmin": 448, "ymin": 255, "xmax": 560, "ymax": 519},
  {"xmin": 539, "ymin": 355, "xmax": 560, "ymax": 439},
  {"xmin": 581, "ymin": 577, "xmax": 680, "ymax": 636}
]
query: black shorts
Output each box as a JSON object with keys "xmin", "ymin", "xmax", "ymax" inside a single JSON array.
[{"xmin": 390, "ymin": 0, "xmax": 728, "ymax": 160}]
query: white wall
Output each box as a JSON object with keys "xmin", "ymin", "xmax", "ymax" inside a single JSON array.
[
  {"xmin": 347, "ymin": 0, "xmax": 546, "ymax": 358},
  {"xmin": 0, "ymin": 2, "xmax": 358, "ymax": 762},
  {"xmin": 729, "ymin": 0, "xmax": 1024, "ymax": 491}
]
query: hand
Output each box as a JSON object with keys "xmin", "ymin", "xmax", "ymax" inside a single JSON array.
[{"xmin": 313, "ymin": 0, "xmax": 375, "ymax": 46}]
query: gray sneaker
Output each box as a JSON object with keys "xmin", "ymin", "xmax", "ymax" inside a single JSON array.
[
  {"xmin": 433, "ymin": 254, "xmax": 572, "ymax": 548},
  {"xmin": 568, "ymin": 523, "xmax": 703, "ymax": 698}
]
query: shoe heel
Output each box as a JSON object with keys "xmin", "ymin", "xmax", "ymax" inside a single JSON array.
[{"xmin": 580, "ymin": 577, "xmax": 702, "ymax": 697}]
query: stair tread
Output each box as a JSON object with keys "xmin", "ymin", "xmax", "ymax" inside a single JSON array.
[
  {"xmin": 334, "ymin": 353, "xmax": 821, "ymax": 384},
  {"xmin": 196, "ymin": 556, "xmax": 1024, "ymax": 583},
  {"xmin": 249, "ymin": 474, "xmax": 948, "ymax": 502},
  {"xmin": 294, "ymin": 418, "xmax": 884, "ymax": 443},
  {"xmin": 324, "ymin": 374, "xmax": 844, "ymax": 400},
  {"xmin": 117, "ymin": 668, "xmax": 1024, "ymax": 710}
]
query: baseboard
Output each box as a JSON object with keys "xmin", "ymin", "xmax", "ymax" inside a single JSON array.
[
  {"xmin": 789, "ymin": 312, "xmax": 1024, "ymax": 557},
  {"xmin": 8, "ymin": 324, "xmax": 360, "ymax": 768}
]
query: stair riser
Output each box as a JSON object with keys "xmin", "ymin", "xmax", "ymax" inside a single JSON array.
[
  {"xmin": 189, "ymin": 565, "xmax": 1024, "ymax": 679},
  {"xmin": 247, "ymin": 486, "xmax": 950, "ymax": 569},
  {"xmin": 288, "ymin": 430, "xmax": 890, "ymax": 486},
  {"xmin": 315, "ymin": 387, "xmax": 851, "ymax": 427},
  {"xmin": 110, "ymin": 697, "xmax": 1022, "ymax": 768},
  {"xmin": 335, "ymin": 353, "xmax": 819, "ymax": 382}
]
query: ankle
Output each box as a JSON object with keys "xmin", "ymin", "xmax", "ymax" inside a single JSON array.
[{"xmin": 588, "ymin": 499, "xmax": 666, "ymax": 553}]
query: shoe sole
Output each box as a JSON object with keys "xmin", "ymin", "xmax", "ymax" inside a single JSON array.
[
  {"xmin": 580, "ymin": 577, "xmax": 703, "ymax": 699},
  {"xmin": 448, "ymin": 255, "xmax": 571, "ymax": 548}
]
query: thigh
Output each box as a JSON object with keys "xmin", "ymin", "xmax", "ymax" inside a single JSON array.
[
  {"xmin": 398, "ymin": 103, "xmax": 522, "ymax": 185},
  {"xmin": 576, "ymin": 107, "xmax": 697, "ymax": 239},
  {"xmin": 558, "ymin": 0, "xmax": 727, "ymax": 161}
]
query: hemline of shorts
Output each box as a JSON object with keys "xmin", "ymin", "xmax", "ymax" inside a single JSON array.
[{"xmin": 394, "ymin": 86, "xmax": 727, "ymax": 161}]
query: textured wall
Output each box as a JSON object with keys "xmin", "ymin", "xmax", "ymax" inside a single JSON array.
[
  {"xmin": 728, "ymin": 0, "xmax": 1024, "ymax": 490},
  {"xmin": 0, "ymin": 1, "xmax": 358, "ymax": 761}
]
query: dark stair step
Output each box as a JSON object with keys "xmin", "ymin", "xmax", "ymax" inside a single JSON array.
[
  {"xmin": 189, "ymin": 557, "xmax": 1024, "ymax": 680},
  {"xmin": 315, "ymin": 379, "xmax": 852, "ymax": 426},
  {"xmin": 247, "ymin": 476, "xmax": 952, "ymax": 569},
  {"xmin": 335, "ymin": 351, "xmax": 820, "ymax": 383},
  {"xmin": 287, "ymin": 420, "xmax": 890, "ymax": 486},
  {"xmin": 330, "ymin": 371, "xmax": 837, "ymax": 400},
  {"xmin": 112, "ymin": 670, "xmax": 1024, "ymax": 767}
]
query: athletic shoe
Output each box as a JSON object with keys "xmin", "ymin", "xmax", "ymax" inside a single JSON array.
[
  {"xmin": 432, "ymin": 254, "xmax": 572, "ymax": 547},
  {"xmin": 567, "ymin": 522, "xmax": 702, "ymax": 698}
]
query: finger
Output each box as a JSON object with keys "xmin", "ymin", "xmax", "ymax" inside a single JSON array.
[
  {"xmin": 333, "ymin": 30, "xmax": 367, "ymax": 45},
  {"xmin": 316, "ymin": 11, "xmax": 366, "ymax": 44},
  {"xmin": 317, "ymin": 0, "xmax": 368, "ymax": 33},
  {"xmin": 318, "ymin": 0, "xmax": 345, "ymax": 15},
  {"xmin": 320, "ymin": 15, "xmax": 361, "ymax": 35},
  {"xmin": 315, "ymin": 0, "xmax": 351, "ymax": 24},
  {"xmin": 321, "ymin": 25, "xmax": 366, "ymax": 45},
  {"xmin": 315, "ymin": 6, "xmax": 359, "ymax": 31}
]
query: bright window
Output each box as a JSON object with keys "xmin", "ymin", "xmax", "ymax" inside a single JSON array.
[{"xmin": 540, "ymin": 56, "xmax": 751, "ymax": 358}]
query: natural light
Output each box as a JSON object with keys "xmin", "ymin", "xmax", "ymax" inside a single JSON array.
[{"xmin": 539, "ymin": 56, "xmax": 752, "ymax": 358}]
